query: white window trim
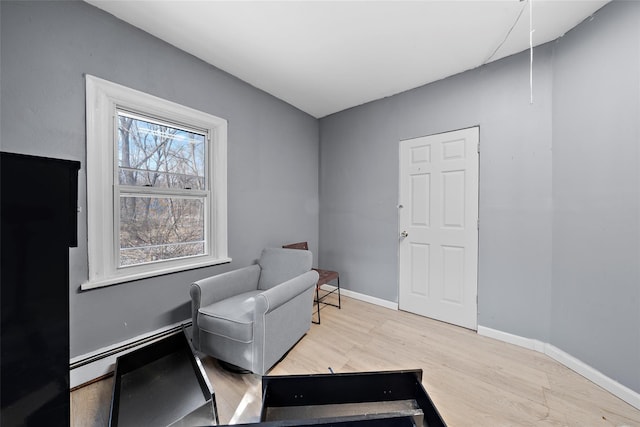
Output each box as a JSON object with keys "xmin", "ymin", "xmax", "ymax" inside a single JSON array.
[{"xmin": 83, "ymin": 75, "xmax": 229, "ymax": 290}]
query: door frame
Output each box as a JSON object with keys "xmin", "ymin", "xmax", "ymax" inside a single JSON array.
[{"xmin": 397, "ymin": 126, "xmax": 480, "ymax": 330}]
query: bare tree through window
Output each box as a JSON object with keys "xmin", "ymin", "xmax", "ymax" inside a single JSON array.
[{"xmin": 117, "ymin": 111, "xmax": 207, "ymax": 266}]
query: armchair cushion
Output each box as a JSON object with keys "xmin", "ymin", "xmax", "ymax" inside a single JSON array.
[{"xmin": 198, "ymin": 290, "xmax": 262, "ymax": 343}]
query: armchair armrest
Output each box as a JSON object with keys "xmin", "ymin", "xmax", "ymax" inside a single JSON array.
[
  {"xmin": 190, "ymin": 265, "xmax": 261, "ymax": 311},
  {"xmin": 255, "ymin": 270, "xmax": 319, "ymax": 315}
]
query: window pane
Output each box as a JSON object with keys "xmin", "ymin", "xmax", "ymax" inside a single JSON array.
[
  {"xmin": 119, "ymin": 196, "xmax": 205, "ymax": 267},
  {"xmin": 118, "ymin": 112, "xmax": 206, "ymax": 190}
]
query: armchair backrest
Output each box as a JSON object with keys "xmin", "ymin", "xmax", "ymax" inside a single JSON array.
[{"xmin": 257, "ymin": 248, "xmax": 313, "ymax": 290}]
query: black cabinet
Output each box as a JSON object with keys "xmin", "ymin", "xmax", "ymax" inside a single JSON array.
[{"xmin": 1, "ymin": 152, "xmax": 80, "ymax": 427}]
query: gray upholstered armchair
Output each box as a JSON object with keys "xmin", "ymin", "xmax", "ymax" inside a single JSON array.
[{"xmin": 190, "ymin": 248, "xmax": 319, "ymax": 375}]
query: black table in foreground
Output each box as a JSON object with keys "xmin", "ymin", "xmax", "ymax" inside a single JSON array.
[
  {"xmin": 255, "ymin": 370, "xmax": 446, "ymax": 427},
  {"xmin": 108, "ymin": 330, "xmax": 445, "ymax": 426},
  {"xmin": 109, "ymin": 329, "xmax": 217, "ymax": 427}
]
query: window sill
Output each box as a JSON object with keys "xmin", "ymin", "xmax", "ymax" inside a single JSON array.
[{"xmin": 80, "ymin": 257, "xmax": 232, "ymax": 291}]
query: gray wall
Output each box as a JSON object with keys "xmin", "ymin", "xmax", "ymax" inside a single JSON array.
[
  {"xmin": 551, "ymin": 1, "xmax": 640, "ymax": 392},
  {"xmin": 320, "ymin": 1, "xmax": 639, "ymax": 393},
  {"xmin": 320, "ymin": 40, "xmax": 554, "ymax": 341},
  {"xmin": 0, "ymin": 1, "xmax": 319, "ymax": 358}
]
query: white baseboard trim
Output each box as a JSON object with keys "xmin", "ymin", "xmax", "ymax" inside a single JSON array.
[
  {"xmin": 544, "ymin": 345, "xmax": 640, "ymax": 411},
  {"xmin": 320, "ymin": 284, "xmax": 398, "ymax": 310},
  {"xmin": 477, "ymin": 326, "xmax": 547, "ymax": 353},
  {"xmin": 477, "ymin": 325, "xmax": 640, "ymax": 410},
  {"xmin": 69, "ymin": 319, "xmax": 190, "ymax": 389}
]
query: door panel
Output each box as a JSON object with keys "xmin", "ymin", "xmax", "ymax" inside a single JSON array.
[
  {"xmin": 442, "ymin": 170, "xmax": 465, "ymax": 227},
  {"xmin": 410, "ymin": 243, "xmax": 430, "ymax": 296},
  {"xmin": 411, "ymin": 174, "xmax": 430, "ymax": 226},
  {"xmin": 399, "ymin": 127, "xmax": 479, "ymax": 330}
]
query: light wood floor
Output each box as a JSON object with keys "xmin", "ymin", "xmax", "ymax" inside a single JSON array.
[{"xmin": 71, "ymin": 295, "xmax": 640, "ymax": 426}]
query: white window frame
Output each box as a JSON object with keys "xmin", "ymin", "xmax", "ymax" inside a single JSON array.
[{"xmin": 83, "ymin": 75, "xmax": 229, "ymax": 290}]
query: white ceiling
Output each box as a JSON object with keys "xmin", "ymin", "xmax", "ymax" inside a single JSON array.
[{"xmin": 86, "ymin": 0, "xmax": 609, "ymax": 118}]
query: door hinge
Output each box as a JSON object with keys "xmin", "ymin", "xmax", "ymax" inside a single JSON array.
[
  {"xmin": 477, "ymin": 142, "xmax": 480, "ymax": 153},
  {"xmin": 477, "ymin": 218, "xmax": 480, "ymax": 230}
]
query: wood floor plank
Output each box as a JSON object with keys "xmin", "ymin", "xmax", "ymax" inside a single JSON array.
[
  {"xmin": 70, "ymin": 376, "xmax": 113, "ymax": 427},
  {"xmin": 70, "ymin": 296, "xmax": 640, "ymax": 426}
]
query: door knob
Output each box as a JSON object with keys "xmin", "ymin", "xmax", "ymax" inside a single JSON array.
[{"xmin": 400, "ymin": 231, "xmax": 409, "ymax": 238}]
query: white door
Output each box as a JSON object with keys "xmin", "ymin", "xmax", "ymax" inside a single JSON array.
[{"xmin": 398, "ymin": 127, "xmax": 479, "ymax": 330}]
